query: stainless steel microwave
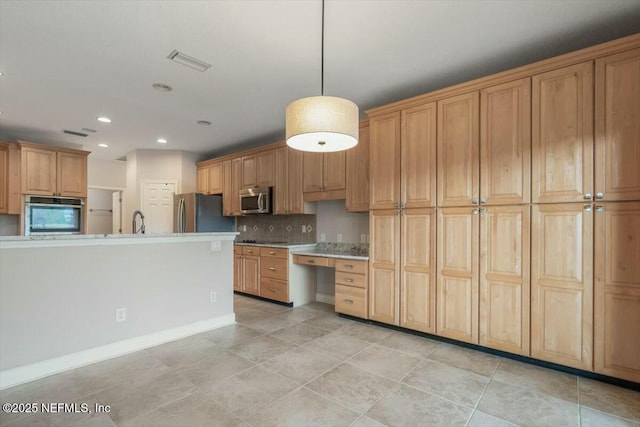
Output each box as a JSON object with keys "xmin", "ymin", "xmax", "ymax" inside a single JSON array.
[
  {"xmin": 240, "ymin": 187, "xmax": 271, "ymax": 214},
  {"xmin": 24, "ymin": 195, "xmax": 84, "ymax": 235}
]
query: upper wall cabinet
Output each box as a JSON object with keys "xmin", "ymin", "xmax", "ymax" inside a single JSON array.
[
  {"xmin": 274, "ymin": 146, "xmax": 316, "ymax": 215},
  {"xmin": 532, "ymin": 62, "xmax": 594, "ymax": 203},
  {"xmin": 19, "ymin": 142, "xmax": 89, "ymax": 198},
  {"xmin": 196, "ymin": 162, "xmax": 223, "ymax": 195},
  {"xmin": 369, "ymin": 102, "xmax": 437, "ymax": 210},
  {"xmin": 595, "ymin": 48, "xmax": 640, "ymax": 202},
  {"xmin": 242, "ymin": 150, "xmax": 275, "ymax": 190},
  {"xmin": 302, "ymin": 150, "xmax": 346, "ymax": 201},
  {"xmin": 346, "ymin": 121, "xmax": 370, "ymax": 212}
]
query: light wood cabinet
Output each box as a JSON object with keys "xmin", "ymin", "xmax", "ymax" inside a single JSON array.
[
  {"xmin": 287, "ymin": 149, "xmax": 306, "ymax": 214},
  {"xmin": 369, "ymin": 209, "xmax": 400, "ymax": 324},
  {"xmin": 222, "ymin": 160, "xmax": 233, "ymax": 216},
  {"xmin": 241, "ymin": 155, "xmax": 257, "ymax": 190},
  {"xmin": 369, "ymin": 103, "xmax": 436, "ymax": 210},
  {"xmin": 346, "ymin": 121, "xmax": 370, "ymax": 212},
  {"xmin": 335, "ymin": 259, "xmax": 369, "ymax": 318},
  {"xmin": 207, "ymin": 163, "xmax": 223, "ymax": 194},
  {"xmin": 479, "ymin": 205, "xmax": 530, "ymax": 355},
  {"xmin": 594, "ymin": 202, "xmax": 640, "ymax": 383},
  {"xmin": 0, "ymin": 142, "xmax": 21, "ymax": 214},
  {"xmin": 436, "ymin": 207, "xmax": 479, "ymax": 344},
  {"xmin": 20, "ymin": 142, "xmax": 88, "ymax": 197},
  {"xmin": 323, "ymin": 151, "xmax": 346, "ymax": 191},
  {"xmin": 531, "ymin": 203, "xmax": 593, "ymax": 370},
  {"xmin": 0, "ymin": 142, "xmax": 8, "ymax": 213},
  {"xmin": 437, "ymin": 92, "xmax": 480, "ymax": 207},
  {"xmin": 233, "ymin": 247, "xmax": 242, "ymax": 291},
  {"xmin": 532, "ymin": 62, "xmax": 594, "ymax": 203},
  {"xmin": 240, "ymin": 246, "xmax": 260, "ymax": 295},
  {"xmin": 302, "ymin": 150, "xmax": 346, "ymax": 200},
  {"xmin": 480, "ymin": 78, "xmax": 531, "ymax": 205},
  {"xmin": 303, "ymin": 152, "xmax": 324, "ymax": 193},
  {"xmin": 595, "ymin": 48, "xmax": 640, "ymax": 202},
  {"xmin": 197, "ymin": 167, "xmax": 208, "ymax": 194},
  {"xmin": 400, "ymin": 208, "xmax": 436, "ymax": 334},
  {"xmin": 274, "ymin": 146, "xmax": 316, "ymax": 215},
  {"xmin": 256, "ymin": 149, "xmax": 275, "ymax": 188},
  {"xmin": 274, "ymin": 147, "xmax": 288, "ymax": 215},
  {"xmin": 231, "ymin": 158, "xmax": 242, "ymax": 216}
]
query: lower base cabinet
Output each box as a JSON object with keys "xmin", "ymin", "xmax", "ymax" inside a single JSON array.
[{"xmin": 334, "ymin": 259, "xmax": 369, "ymax": 318}]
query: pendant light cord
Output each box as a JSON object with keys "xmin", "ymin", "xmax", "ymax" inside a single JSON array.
[{"xmin": 321, "ymin": 0, "xmax": 324, "ymax": 96}]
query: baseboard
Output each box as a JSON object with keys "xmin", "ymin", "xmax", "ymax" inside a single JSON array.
[
  {"xmin": 0, "ymin": 313, "xmax": 236, "ymax": 390},
  {"xmin": 315, "ymin": 293, "xmax": 335, "ymax": 305}
]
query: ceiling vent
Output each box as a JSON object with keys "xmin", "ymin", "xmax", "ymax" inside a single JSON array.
[
  {"xmin": 167, "ymin": 49, "xmax": 211, "ymax": 72},
  {"xmin": 63, "ymin": 130, "xmax": 88, "ymax": 137}
]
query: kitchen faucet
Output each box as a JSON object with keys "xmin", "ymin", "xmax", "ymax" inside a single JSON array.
[{"xmin": 132, "ymin": 210, "xmax": 145, "ymax": 234}]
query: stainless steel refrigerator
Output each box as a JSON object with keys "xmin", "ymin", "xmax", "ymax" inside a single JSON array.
[{"xmin": 173, "ymin": 193, "xmax": 235, "ymax": 233}]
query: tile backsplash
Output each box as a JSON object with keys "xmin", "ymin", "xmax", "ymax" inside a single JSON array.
[{"xmin": 236, "ymin": 214, "xmax": 317, "ymax": 244}]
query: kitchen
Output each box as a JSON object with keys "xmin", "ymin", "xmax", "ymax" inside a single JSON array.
[{"xmin": 1, "ymin": 1, "xmax": 640, "ymax": 427}]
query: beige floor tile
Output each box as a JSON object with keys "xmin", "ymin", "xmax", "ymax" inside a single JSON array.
[
  {"xmin": 95, "ymin": 370, "xmax": 197, "ymax": 425},
  {"xmin": 77, "ymin": 350, "xmax": 167, "ymax": 393},
  {"xmin": 201, "ymin": 324, "xmax": 264, "ymax": 348},
  {"xmin": 119, "ymin": 391, "xmax": 247, "ymax": 427},
  {"xmin": 269, "ymin": 322, "xmax": 331, "ymax": 345},
  {"xmin": 347, "ymin": 344, "xmax": 421, "ymax": 381},
  {"xmin": 467, "ymin": 410, "xmax": 517, "ymax": 427},
  {"xmin": 146, "ymin": 335, "xmax": 220, "ymax": 367},
  {"xmin": 234, "ymin": 307, "xmax": 271, "ymax": 323},
  {"xmin": 493, "ymin": 358, "xmax": 578, "ymax": 403},
  {"xmin": 580, "ymin": 406, "xmax": 640, "ymax": 427},
  {"xmin": 228, "ymin": 334, "xmax": 293, "ymax": 363},
  {"xmin": 278, "ymin": 307, "xmax": 323, "ymax": 323},
  {"xmin": 303, "ymin": 313, "xmax": 354, "ymax": 330},
  {"xmin": 402, "ymin": 359, "xmax": 489, "ymax": 407},
  {"xmin": 175, "ymin": 349, "xmax": 255, "ymax": 389},
  {"xmin": 303, "ymin": 331, "xmax": 372, "ymax": 361},
  {"xmin": 246, "ymin": 387, "xmax": 359, "ymax": 427},
  {"xmin": 340, "ymin": 322, "xmax": 393, "ymax": 343},
  {"xmin": 579, "ymin": 378, "xmax": 640, "ymax": 422},
  {"xmin": 238, "ymin": 313, "xmax": 295, "ymax": 333},
  {"xmin": 351, "ymin": 416, "xmax": 387, "ymax": 427},
  {"xmin": 206, "ymin": 366, "xmax": 298, "ymax": 420},
  {"xmin": 306, "ymin": 363, "xmax": 396, "ymax": 415},
  {"xmin": 260, "ymin": 346, "xmax": 340, "ymax": 384},
  {"xmin": 478, "ymin": 379, "xmax": 579, "ymax": 427},
  {"xmin": 366, "ymin": 383, "xmax": 471, "ymax": 427},
  {"xmin": 429, "ymin": 343, "xmax": 500, "ymax": 377},
  {"xmin": 299, "ymin": 301, "xmax": 336, "ymax": 314},
  {"xmin": 252, "ymin": 302, "xmax": 293, "ymax": 314},
  {"xmin": 376, "ymin": 331, "xmax": 441, "ymax": 359},
  {"xmin": 1, "ymin": 395, "xmax": 115, "ymax": 427},
  {"xmin": 0, "ymin": 370, "xmax": 92, "ymax": 426}
]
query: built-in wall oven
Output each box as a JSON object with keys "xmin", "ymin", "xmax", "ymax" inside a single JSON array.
[{"xmin": 24, "ymin": 195, "xmax": 84, "ymax": 235}]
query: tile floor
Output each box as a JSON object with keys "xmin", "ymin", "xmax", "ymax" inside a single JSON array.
[{"xmin": 1, "ymin": 294, "xmax": 639, "ymax": 427}]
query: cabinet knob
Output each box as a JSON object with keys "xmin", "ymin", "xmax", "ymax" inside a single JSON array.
[
  {"xmin": 344, "ymin": 299, "xmax": 354, "ymax": 305},
  {"xmin": 308, "ymin": 259, "xmax": 315, "ymax": 264},
  {"xmin": 268, "ymin": 267, "xmax": 276, "ymax": 271},
  {"xmin": 583, "ymin": 193, "xmax": 593, "ymax": 200},
  {"xmin": 269, "ymin": 251, "xmax": 276, "ymax": 255},
  {"xmin": 480, "ymin": 198, "xmax": 486, "ymax": 205},
  {"xmin": 479, "ymin": 208, "xmax": 486, "ymax": 216},
  {"xmin": 595, "ymin": 205, "xmax": 604, "ymax": 212},
  {"xmin": 584, "ymin": 205, "xmax": 592, "ymax": 212},
  {"xmin": 472, "ymin": 208, "xmax": 479, "ymax": 215},
  {"xmin": 270, "ymin": 288, "xmax": 277, "ymax": 293},
  {"xmin": 394, "ymin": 202, "xmax": 400, "ymax": 208},
  {"xmin": 472, "ymin": 197, "xmax": 479, "ymax": 205},
  {"xmin": 596, "ymin": 192, "xmax": 604, "ymax": 200},
  {"xmin": 343, "ymin": 264, "xmax": 353, "ymax": 269}
]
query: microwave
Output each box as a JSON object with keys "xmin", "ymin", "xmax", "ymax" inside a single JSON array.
[
  {"xmin": 240, "ymin": 187, "xmax": 272, "ymax": 214},
  {"xmin": 24, "ymin": 195, "xmax": 84, "ymax": 235}
]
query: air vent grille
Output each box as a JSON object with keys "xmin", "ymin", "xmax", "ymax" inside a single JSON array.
[
  {"xmin": 63, "ymin": 130, "xmax": 88, "ymax": 137},
  {"xmin": 167, "ymin": 49, "xmax": 211, "ymax": 72}
]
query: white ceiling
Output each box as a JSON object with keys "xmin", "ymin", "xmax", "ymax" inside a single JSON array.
[{"xmin": 0, "ymin": 0, "xmax": 639, "ymax": 161}]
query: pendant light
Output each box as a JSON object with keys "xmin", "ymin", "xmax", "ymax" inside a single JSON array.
[{"xmin": 285, "ymin": 0, "xmax": 359, "ymax": 153}]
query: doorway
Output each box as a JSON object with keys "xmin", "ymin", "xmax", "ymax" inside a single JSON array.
[
  {"xmin": 140, "ymin": 180, "xmax": 177, "ymax": 234},
  {"xmin": 87, "ymin": 188, "xmax": 123, "ymax": 234}
]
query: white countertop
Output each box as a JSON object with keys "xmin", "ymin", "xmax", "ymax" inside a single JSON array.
[
  {"xmin": 0, "ymin": 232, "xmax": 238, "ymax": 248},
  {"xmin": 290, "ymin": 248, "xmax": 369, "ymax": 261}
]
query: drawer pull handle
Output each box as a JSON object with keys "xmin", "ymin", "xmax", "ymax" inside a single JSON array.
[
  {"xmin": 247, "ymin": 250, "xmax": 253, "ymax": 254},
  {"xmin": 344, "ymin": 299, "xmax": 354, "ymax": 304},
  {"xmin": 344, "ymin": 265, "xmax": 353, "ymax": 269},
  {"xmin": 268, "ymin": 267, "xmax": 276, "ymax": 271},
  {"xmin": 269, "ymin": 251, "xmax": 276, "ymax": 255},
  {"xmin": 345, "ymin": 278, "xmax": 354, "ymax": 283},
  {"xmin": 308, "ymin": 260, "xmax": 315, "ymax": 264},
  {"xmin": 270, "ymin": 288, "xmax": 277, "ymax": 293}
]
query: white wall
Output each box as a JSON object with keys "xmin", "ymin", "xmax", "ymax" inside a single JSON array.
[
  {"xmin": 0, "ymin": 215, "xmax": 19, "ymax": 236},
  {"xmin": 87, "ymin": 157, "xmax": 127, "ymax": 189},
  {"xmin": 0, "ymin": 237, "xmax": 234, "ymax": 385}
]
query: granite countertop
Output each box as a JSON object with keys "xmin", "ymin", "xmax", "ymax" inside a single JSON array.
[
  {"xmin": 234, "ymin": 242, "xmax": 317, "ymax": 249},
  {"xmin": 0, "ymin": 232, "xmax": 238, "ymax": 242},
  {"xmin": 290, "ymin": 242, "xmax": 369, "ymax": 260}
]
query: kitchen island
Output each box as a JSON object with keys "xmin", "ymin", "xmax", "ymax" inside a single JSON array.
[{"xmin": 0, "ymin": 232, "xmax": 236, "ymax": 389}]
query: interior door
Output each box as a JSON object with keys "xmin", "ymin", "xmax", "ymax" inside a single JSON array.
[
  {"xmin": 141, "ymin": 181, "xmax": 176, "ymax": 234},
  {"xmin": 112, "ymin": 191, "xmax": 122, "ymax": 234}
]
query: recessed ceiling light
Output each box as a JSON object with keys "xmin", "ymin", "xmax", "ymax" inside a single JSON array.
[
  {"xmin": 0, "ymin": 72, "xmax": 3, "ymax": 76},
  {"xmin": 197, "ymin": 120, "xmax": 212, "ymax": 126},
  {"xmin": 97, "ymin": 117, "xmax": 112, "ymax": 123},
  {"xmin": 152, "ymin": 83, "xmax": 173, "ymax": 92},
  {"xmin": 98, "ymin": 143, "xmax": 109, "ymax": 148},
  {"xmin": 81, "ymin": 128, "xmax": 97, "ymax": 133},
  {"xmin": 157, "ymin": 138, "xmax": 168, "ymax": 144}
]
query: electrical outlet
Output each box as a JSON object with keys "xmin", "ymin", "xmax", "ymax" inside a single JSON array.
[
  {"xmin": 210, "ymin": 291, "xmax": 217, "ymax": 303},
  {"xmin": 366, "ymin": 234, "xmax": 370, "ymax": 243},
  {"xmin": 320, "ymin": 233, "xmax": 326, "ymax": 242},
  {"xmin": 115, "ymin": 307, "xmax": 126, "ymax": 323},
  {"xmin": 337, "ymin": 233, "xmax": 343, "ymax": 242},
  {"xmin": 360, "ymin": 234, "xmax": 366, "ymax": 243},
  {"xmin": 302, "ymin": 225, "xmax": 307, "ymax": 233}
]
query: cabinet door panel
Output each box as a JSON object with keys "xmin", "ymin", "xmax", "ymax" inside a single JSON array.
[
  {"xmin": 532, "ymin": 62, "xmax": 593, "ymax": 203},
  {"xmin": 274, "ymin": 147, "xmax": 288, "ymax": 214},
  {"xmin": 222, "ymin": 160, "xmax": 233, "ymax": 216},
  {"xmin": 0, "ymin": 146, "xmax": 7, "ymax": 213},
  {"xmin": 197, "ymin": 167, "xmax": 208, "ymax": 194},
  {"xmin": 437, "ymin": 208, "xmax": 479, "ymax": 343},
  {"xmin": 481, "ymin": 78, "xmax": 531, "ymax": 205},
  {"xmin": 369, "ymin": 210, "xmax": 399, "ymax": 325},
  {"xmin": 594, "ymin": 202, "xmax": 640, "ymax": 383},
  {"xmin": 231, "ymin": 158, "xmax": 242, "ymax": 215},
  {"xmin": 480, "ymin": 206, "xmax": 530, "ymax": 355},
  {"xmin": 531, "ymin": 204, "xmax": 593, "ymax": 370},
  {"xmin": 323, "ymin": 151, "xmax": 346, "ymax": 191},
  {"xmin": 288, "ymin": 149, "xmax": 305, "ymax": 214},
  {"xmin": 302, "ymin": 152, "xmax": 323, "ymax": 192},
  {"xmin": 57, "ymin": 152, "xmax": 87, "ymax": 197},
  {"xmin": 233, "ymin": 254, "xmax": 242, "ymax": 291},
  {"xmin": 256, "ymin": 150, "xmax": 275, "ymax": 188},
  {"xmin": 241, "ymin": 155, "xmax": 256, "ymax": 190},
  {"xmin": 242, "ymin": 256, "xmax": 260, "ymax": 295},
  {"xmin": 437, "ymin": 92, "xmax": 480, "ymax": 207},
  {"xmin": 402, "ymin": 103, "xmax": 436, "ymax": 208},
  {"xmin": 400, "ymin": 208, "xmax": 436, "ymax": 334},
  {"xmin": 595, "ymin": 48, "xmax": 640, "ymax": 202},
  {"xmin": 346, "ymin": 122, "xmax": 370, "ymax": 212},
  {"xmin": 370, "ymin": 112, "xmax": 401, "ymax": 209},
  {"xmin": 22, "ymin": 147, "xmax": 57, "ymax": 195},
  {"xmin": 207, "ymin": 163, "xmax": 223, "ymax": 194}
]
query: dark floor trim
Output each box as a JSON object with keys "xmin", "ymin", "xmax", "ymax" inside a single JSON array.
[
  {"xmin": 234, "ymin": 291, "xmax": 294, "ymax": 307},
  {"xmin": 338, "ymin": 313, "xmax": 640, "ymax": 392}
]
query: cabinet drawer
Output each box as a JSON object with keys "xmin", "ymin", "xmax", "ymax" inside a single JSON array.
[
  {"xmin": 335, "ymin": 259, "xmax": 368, "ymax": 274},
  {"xmin": 242, "ymin": 246, "xmax": 260, "ymax": 256},
  {"xmin": 335, "ymin": 271, "xmax": 367, "ymax": 289},
  {"xmin": 234, "ymin": 245, "xmax": 241, "ymax": 255},
  {"xmin": 260, "ymin": 257, "xmax": 288, "ymax": 280},
  {"xmin": 260, "ymin": 247, "xmax": 289, "ymax": 259},
  {"xmin": 293, "ymin": 255, "xmax": 332, "ymax": 267},
  {"xmin": 335, "ymin": 284, "xmax": 367, "ymax": 318},
  {"xmin": 259, "ymin": 277, "xmax": 289, "ymax": 303}
]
